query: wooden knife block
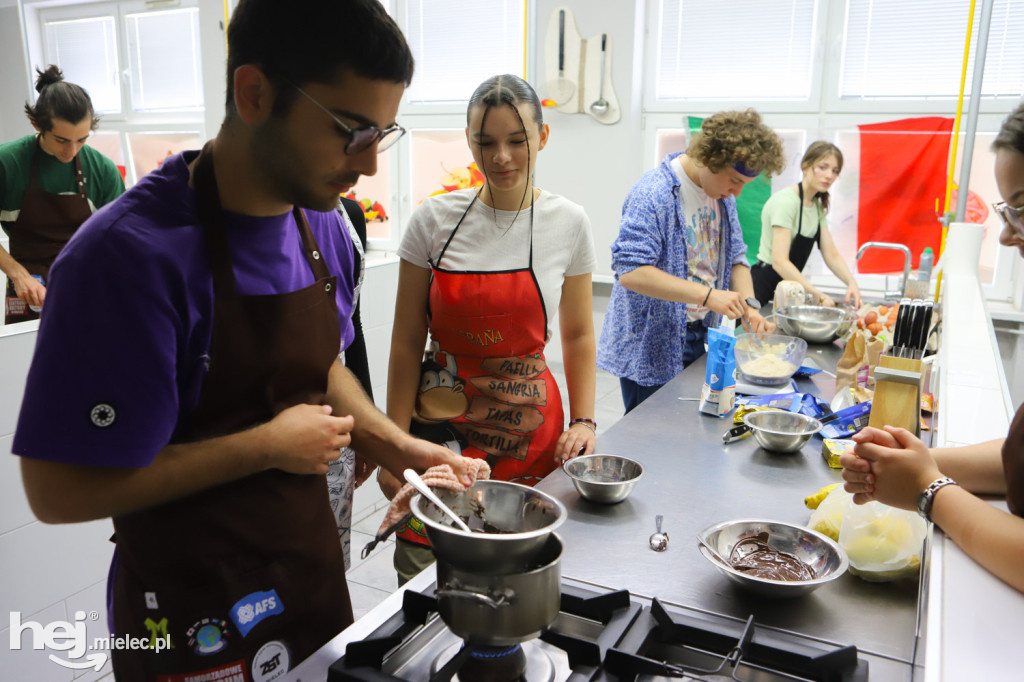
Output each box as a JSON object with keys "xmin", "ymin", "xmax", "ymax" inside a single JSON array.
[{"xmin": 868, "ymin": 355, "xmax": 922, "ymax": 436}]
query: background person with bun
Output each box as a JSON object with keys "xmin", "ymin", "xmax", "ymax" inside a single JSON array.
[
  {"xmin": 0, "ymin": 65, "xmax": 124, "ymax": 323},
  {"xmin": 597, "ymin": 109, "xmax": 784, "ymax": 413},
  {"xmin": 840, "ymin": 103, "xmax": 1024, "ymax": 592},
  {"xmin": 750, "ymin": 141, "xmax": 861, "ymax": 308}
]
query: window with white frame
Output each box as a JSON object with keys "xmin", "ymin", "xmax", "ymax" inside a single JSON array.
[
  {"xmin": 27, "ymin": 0, "xmax": 206, "ymax": 186},
  {"xmin": 401, "ymin": 0, "xmax": 526, "ymax": 105},
  {"xmin": 654, "ymin": 0, "xmax": 819, "ymax": 102},
  {"xmin": 840, "ymin": 0, "xmax": 1024, "ymax": 101}
]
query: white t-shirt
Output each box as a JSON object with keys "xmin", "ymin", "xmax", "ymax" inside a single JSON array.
[
  {"xmin": 671, "ymin": 156, "xmax": 721, "ymax": 322},
  {"xmin": 399, "ymin": 188, "xmax": 596, "ymax": 338}
]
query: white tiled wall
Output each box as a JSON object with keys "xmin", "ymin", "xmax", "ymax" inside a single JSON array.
[
  {"xmin": 1, "ymin": 328, "xmax": 114, "ymax": 679},
  {"xmin": 360, "ymin": 258, "xmax": 400, "ymax": 410}
]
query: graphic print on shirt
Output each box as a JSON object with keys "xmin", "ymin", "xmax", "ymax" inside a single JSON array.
[
  {"xmin": 460, "ymin": 351, "xmax": 548, "ymax": 462},
  {"xmin": 687, "ymin": 205, "xmax": 719, "ymax": 287},
  {"xmin": 415, "ymin": 343, "xmax": 548, "ymax": 463},
  {"xmin": 415, "ymin": 345, "xmax": 469, "ymax": 422}
]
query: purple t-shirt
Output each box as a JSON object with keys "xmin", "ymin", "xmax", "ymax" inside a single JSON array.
[{"xmin": 13, "ymin": 150, "xmax": 356, "ymax": 469}]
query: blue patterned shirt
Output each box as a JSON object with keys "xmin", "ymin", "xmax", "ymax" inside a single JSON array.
[{"xmin": 597, "ymin": 152, "xmax": 748, "ymax": 386}]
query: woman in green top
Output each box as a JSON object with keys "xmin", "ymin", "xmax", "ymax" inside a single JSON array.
[
  {"xmin": 0, "ymin": 65, "xmax": 125, "ymax": 324},
  {"xmin": 750, "ymin": 141, "xmax": 861, "ymax": 309}
]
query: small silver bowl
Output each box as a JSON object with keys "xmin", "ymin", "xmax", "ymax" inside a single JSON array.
[
  {"xmin": 563, "ymin": 454, "xmax": 644, "ymax": 504},
  {"xmin": 742, "ymin": 411, "xmax": 822, "ymax": 453},
  {"xmin": 697, "ymin": 519, "xmax": 848, "ymax": 598}
]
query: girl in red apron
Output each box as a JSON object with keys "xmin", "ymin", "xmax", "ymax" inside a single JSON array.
[
  {"xmin": 1, "ymin": 65, "xmax": 124, "ymax": 324},
  {"xmin": 381, "ymin": 75, "xmax": 598, "ymax": 582},
  {"xmin": 838, "ymin": 103, "xmax": 1024, "ymax": 593},
  {"xmin": 750, "ymin": 141, "xmax": 861, "ymax": 309}
]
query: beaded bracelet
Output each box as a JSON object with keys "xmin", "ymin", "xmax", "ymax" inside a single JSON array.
[
  {"xmin": 701, "ymin": 286, "xmax": 713, "ymax": 307},
  {"xmin": 569, "ymin": 417, "xmax": 597, "ymax": 432}
]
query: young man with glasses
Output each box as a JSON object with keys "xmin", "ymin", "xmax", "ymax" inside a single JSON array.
[{"xmin": 13, "ymin": 0, "xmax": 469, "ymax": 679}]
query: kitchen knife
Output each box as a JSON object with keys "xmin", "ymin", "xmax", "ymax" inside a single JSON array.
[
  {"xmin": 915, "ymin": 301, "xmax": 934, "ymax": 354},
  {"xmin": 893, "ymin": 299, "xmax": 912, "ymax": 356},
  {"xmin": 913, "ymin": 301, "xmax": 929, "ymax": 356}
]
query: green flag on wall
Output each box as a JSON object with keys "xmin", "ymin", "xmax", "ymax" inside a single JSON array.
[{"xmin": 687, "ymin": 116, "xmax": 770, "ymax": 266}]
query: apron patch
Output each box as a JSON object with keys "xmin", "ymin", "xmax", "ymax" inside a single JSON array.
[
  {"xmin": 230, "ymin": 590, "xmax": 284, "ymax": 637},
  {"xmin": 144, "ymin": 616, "xmax": 173, "ymax": 650},
  {"xmin": 156, "ymin": 659, "xmax": 247, "ymax": 682},
  {"xmin": 90, "ymin": 403, "xmax": 116, "ymax": 427},
  {"xmin": 186, "ymin": 617, "xmax": 232, "ymax": 656},
  {"xmin": 251, "ymin": 640, "xmax": 289, "ymax": 681}
]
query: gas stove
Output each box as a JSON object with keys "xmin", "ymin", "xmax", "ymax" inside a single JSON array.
[{"xmin": 327, "ymin": 578, "xmax": 872, "ymax": 682}]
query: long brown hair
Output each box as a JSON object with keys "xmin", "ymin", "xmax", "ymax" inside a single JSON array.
[{"xmin": 800, "ymin": 141, "xmax": 843, "ymax": 212}]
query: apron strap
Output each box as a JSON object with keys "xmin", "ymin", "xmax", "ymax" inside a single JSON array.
[
  {"xmin": 434, "ymin": 193, "xmax": 478, "ymax": 268},
  {"xmin": 193, "ymin": 142, "xmax": 329, "ymax": 294},
  {"xmin": 28, "ymin": 138, "xmax": 88, "ymax": 200}
]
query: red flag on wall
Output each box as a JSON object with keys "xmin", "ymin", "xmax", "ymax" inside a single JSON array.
[{"xmin": 857, "ymin": 117, "xmax": 953, "ymax": 274}]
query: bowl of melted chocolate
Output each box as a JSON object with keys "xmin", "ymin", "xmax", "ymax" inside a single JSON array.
[
  {"xmin": 697, "ymin": 519, "xmax": 848, "ymax": 598},
  {"xmin": 410, "ymin": 480, "xmax": 567, "ymax": 575}
]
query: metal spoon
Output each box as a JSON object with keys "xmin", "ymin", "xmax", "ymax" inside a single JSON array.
[
  {"xmin": 590, "ymin": 34, "xmax": 609, "ymax": 116},
  {"xmin": 649, "ymin": 514, "xmax": 669, "ymax": 552},
  {"xmin": 403, "ymin": 469, "xmax": 472, "ymax": 533},
  {"xmin": 696, "ymin": 534, "xmax": 731, "ymax": 568}
]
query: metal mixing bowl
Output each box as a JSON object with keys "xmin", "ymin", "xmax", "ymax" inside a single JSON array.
[
  {"xmin": 742, "ymin": 410, "xmax": 822, "ymax": 453},
  {"xmin": 562, "ymin": 454, "xmax": 644, "ymax": 504},
  {"xmin": 697, "ymin": 519, "xmax": 849, "ymax": 598},
  {"xmin": 410, "ymin": 479, "xmax": 566, "ymax": 574},
  {"xmin": 775, "ymin": 305, "xmax": 856, "ymax": 343},
  {"xmin": 733, "ymin": 333, "xmax": 807, "ymax": 386}
]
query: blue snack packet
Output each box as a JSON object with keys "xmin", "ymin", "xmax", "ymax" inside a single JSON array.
[
  {"xmin": 736, "ymin": 392, "xmax": 803, "ymax": 412},
  {"xmin": 819, "ymin": 401, "xmax": 872, "ymax": 439},
  {"xmin": 699, "ymin": 328, "xmax": 737, "ymax": 417}
]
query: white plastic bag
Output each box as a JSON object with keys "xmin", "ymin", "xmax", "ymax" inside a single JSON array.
[
  {"xmin": 838, "ymin": 500, "xmax": 927, "ymax": 582},
  {"xmin": 808, "ymin": 484, "xmax": 852, "ymax": 541}
]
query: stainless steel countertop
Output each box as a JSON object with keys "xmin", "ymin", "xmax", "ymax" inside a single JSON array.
[{"xmin": 535, "ymin": 343, "xmax": 920, "ymax": 673}]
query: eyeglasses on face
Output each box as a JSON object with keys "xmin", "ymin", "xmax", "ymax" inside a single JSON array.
[
  {"xmin": 290, "ymin": 84, "xmax": 405, "ymax": 155},
  {"xmin": 993, "ymin": 200, "xmax": 1024, "ymax": 239}
]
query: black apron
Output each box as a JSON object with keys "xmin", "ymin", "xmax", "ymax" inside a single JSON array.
[
  {"xmin": 4, "ymin": 141, "xmax": 92, "ymax": 323},
  {"xmin": 109, "ymin": 144, "xmax": 352, "ymax": 680},
  {"xmin": 751, "ymin": 183, "xmax": 821, "ymax": 306}
]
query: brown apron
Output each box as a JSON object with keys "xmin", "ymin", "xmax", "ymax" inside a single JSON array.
[
  {"xmin": 4, "ymin": 141, "xmax": 92, "ymax": 323},
  {"xmin": 109, "ymin": 144, "xmax": 353, "ymax": 681},
  {"xmin": 1002, "ymin": 403, "xmax": 1024, "ymax": 517}
]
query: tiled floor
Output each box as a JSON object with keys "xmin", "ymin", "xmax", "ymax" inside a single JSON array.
[{"xmin": 345, "ymin": 288, "xmax": 625, "ymax": 619}]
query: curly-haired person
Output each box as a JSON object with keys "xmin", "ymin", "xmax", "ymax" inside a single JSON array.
[{"xmin": 597, "ymin": 109, "xmax": 785, "ymax": 412}]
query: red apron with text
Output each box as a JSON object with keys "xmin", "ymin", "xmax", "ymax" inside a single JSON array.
[
  {"xmin": 108, "ymin": 144, "xmax": 352, "ymax": 681},
  {"xmin": 4, "ymin": 142, "xmax": 92, "ymax": 323},
  {"xmin": 397, "ymin": 196, "xmax": 564, "ymax": 547}
]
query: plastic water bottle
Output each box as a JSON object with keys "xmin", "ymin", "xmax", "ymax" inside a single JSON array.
[{"xmin": 918, "ymin": 247, "xmax": 934, "ymax": 281}]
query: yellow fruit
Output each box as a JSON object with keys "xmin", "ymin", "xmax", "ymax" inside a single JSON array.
[
  {"xmin": 804, "ymin": 483, "xmax": 841, "ymax": 510},
  {"xmin": 811, "ymin": 512, "xmax": 843, "ymax": 541}
]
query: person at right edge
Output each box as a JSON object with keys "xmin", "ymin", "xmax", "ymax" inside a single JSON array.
[
  {"xmin": 13, "ymin": 1, "xmax": 470, "ymax": 679},
  {"xmin": 841, "ymin": 102, "xmax": 1024, "ymax": 593},
  {"xmin": 0, "ymin": 65, "xmax": 124, "ymax": 324},
  {"xmin": 597, "ymin": 109, "xmax": 783, "ymax": 414},
  {"xmin": 750, "ymin": 141, "xmax": 862, "ymax": 308}
]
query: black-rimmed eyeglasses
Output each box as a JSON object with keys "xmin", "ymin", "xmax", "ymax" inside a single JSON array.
[
  {"xmin": 291, "ymin": 84, "xmax": 405, "ymax": 155},
  {"xmin": 994, "ymin": 200, "xmax": 1024, "ymax": 239}
]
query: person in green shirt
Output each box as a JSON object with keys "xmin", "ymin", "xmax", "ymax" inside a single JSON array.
[
  {"xmin": 750, "ymin": 141, "xmax": 861, "ymax": 309},
  {"xmin": 0, "ymin": 64, "xmax": 125, "ymax": 324}
]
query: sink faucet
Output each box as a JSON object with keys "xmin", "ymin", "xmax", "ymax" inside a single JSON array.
[{"xmin": 856, "ymin": 241, "xmax": 912, "ymax": 299}]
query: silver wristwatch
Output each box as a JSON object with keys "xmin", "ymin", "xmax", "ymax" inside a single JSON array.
[{"xmin": 916, "ymin": 477, "xmax": 957, "ymax": 521}]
